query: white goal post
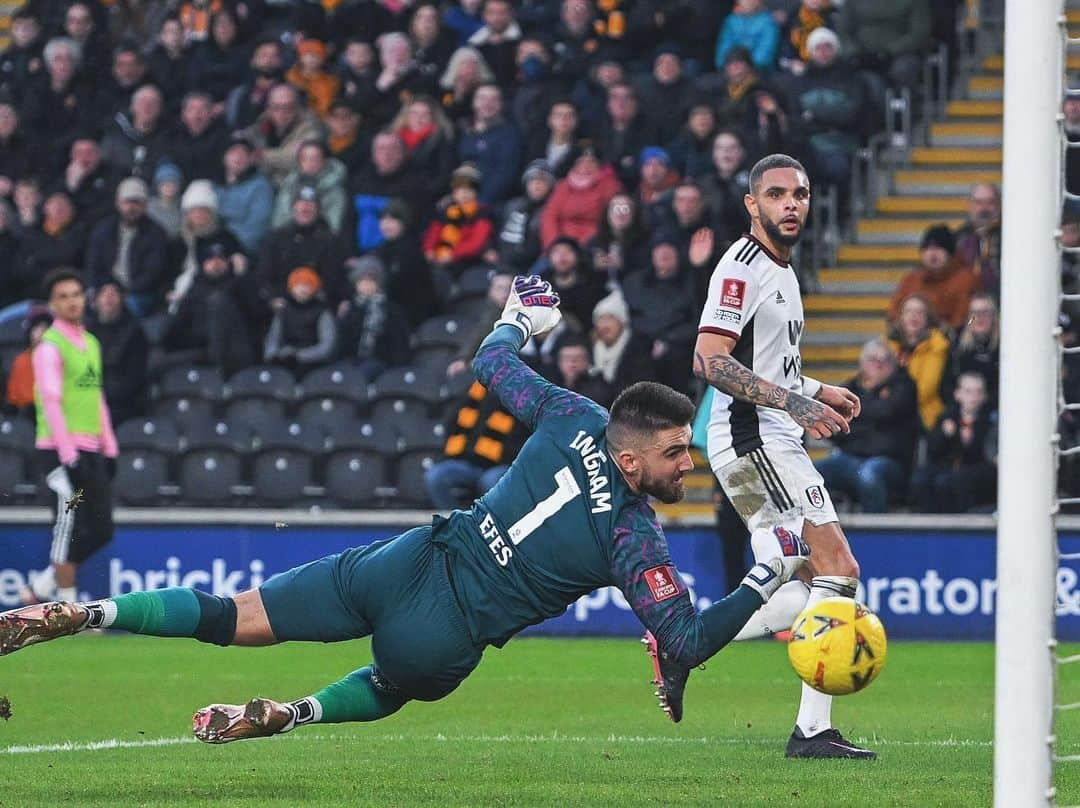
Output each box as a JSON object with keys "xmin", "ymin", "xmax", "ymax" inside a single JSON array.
[{"xmin": 994, "ymin": 0, "xmax": 1063, "ymax": 804}]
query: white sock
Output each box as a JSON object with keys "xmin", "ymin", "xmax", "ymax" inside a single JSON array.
[
  {"xmin": 282, "ymin": 697, "xmax": 323, "ymax": 733},
  {"xmin": 29, "ymin": 567, "xmax": 56, "ymax": 601},
  {"xmin": 56, "ymin": 586, "xmax": 78, "ymax": 603},
  {"xmin": 81, "ymin": 600, "xmax": 117, "ymax": 629},
  {"xmin": 733, "ymin": 581, "xmax": 810, "ymax": 641},
  {"xmin": 795, "ymin": 576, "xmax": 859, "ymax": 737}
]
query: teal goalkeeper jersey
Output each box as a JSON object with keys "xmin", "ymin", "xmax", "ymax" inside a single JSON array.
[{"xmin": 435, "ymin": 325, "xmax": 747, "ymax": 666}]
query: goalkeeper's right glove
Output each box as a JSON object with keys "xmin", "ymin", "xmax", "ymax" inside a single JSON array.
[
  {"xmin": 494, "ymin": 275, "xmax": 562, "ymax": 340},
  {"xmin": 740, "ymin": 525, "xmax": 811, "ymax": 601}
]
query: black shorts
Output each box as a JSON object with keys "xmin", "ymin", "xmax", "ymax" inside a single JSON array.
[{"xmin": 38, "ymin": 450, "xmax": 115, "ymax": 565}]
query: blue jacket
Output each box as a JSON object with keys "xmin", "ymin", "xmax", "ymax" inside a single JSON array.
[
  {"xmin": 458, "ymin": 119, "xmax": 523, "ymax": 206},
  {"xmin": 715, "ymin": 11, "xmax": 780, "ymax": 72},
  {"xmin": 215, "ymin": 170, "xmax": 275, "ymax": 254}
]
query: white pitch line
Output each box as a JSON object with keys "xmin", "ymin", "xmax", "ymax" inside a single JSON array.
[{"xmin": 2, "ymin": 732, "xmax": 995, "ymax": 755}]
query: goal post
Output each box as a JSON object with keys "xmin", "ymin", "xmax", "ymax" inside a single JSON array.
[{"xmin": 994, "ymin": 0, "xmax": 1063, "ymax": 804}]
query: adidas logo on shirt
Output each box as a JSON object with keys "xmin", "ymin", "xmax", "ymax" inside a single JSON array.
[{"xmin": 775, "ymin": 291, "xmax": 786, "ymax": 304}]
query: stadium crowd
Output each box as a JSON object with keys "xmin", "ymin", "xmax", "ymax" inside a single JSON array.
[{"xmin": 0, "ymin": 0, "xmax": 1033, "ymax": 514}]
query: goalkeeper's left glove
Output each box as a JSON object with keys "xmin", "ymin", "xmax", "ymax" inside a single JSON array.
[{"xmin": 494, "ymin": 275, "xmax": 562, "ymax": 340}]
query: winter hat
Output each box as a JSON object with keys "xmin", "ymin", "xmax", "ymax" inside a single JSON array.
[
  {"xmin": 650, "ymin": 230, "xmax": 680, "ymax": 249},
  {"xmin": 116, "ymin": 176, "xmax": 149, "ymax": 202},
  {"xmin": 450, "ymin": 163, "xmax": 482, "ymax": 190},
  {"xmin": 287, "ymin": 266, "xmax": 322, "ymax": 293},
  {"xmin": 806, "ymin": 27, "xmax": 840, "ymax": 55},
  {"xmin": 592, "ymin": 290, "xmax": 629, "ymax": 325},
  {"xmin": 639, "ymin": 146, "xmax": 671, "ymax": 167},
  {"xmin": 153, "ymin": 161, "xmax": 183, "ymax": 187},
  {"xmin": 295, "ymin": 183, "xmax": 320, "ymax": 204},
  {"xmin": 346, "ymin": 254, "xmax": 385, "ymax": 285},
  {"xmin": 920, "ymin": 224, "xmax": 956, "ymax": 254},
  {"xmin": 522, "ymin": 158, "xmax": 554, "ymax": 185},
  {"xmin": 181, "ymin": 179, "xmax": 218, "ymax": 212}
]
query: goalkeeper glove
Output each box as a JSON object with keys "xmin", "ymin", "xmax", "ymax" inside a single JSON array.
[{"xmin": 494, "ymin": 275, "xmax": 562, "ymax": 340}]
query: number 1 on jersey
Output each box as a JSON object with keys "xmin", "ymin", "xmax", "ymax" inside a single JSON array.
[{"xmin": 508, "ymin": 466, "xmax": 582, "ymax": 545}]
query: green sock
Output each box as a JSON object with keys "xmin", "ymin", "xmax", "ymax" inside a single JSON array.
[
  {"xmin": 109, "ymin": 589, "xmax": 202, "ymax": 636},
  {"xmin": 303, "ymin": 666, "xmax": 407, "ymax": 724}
]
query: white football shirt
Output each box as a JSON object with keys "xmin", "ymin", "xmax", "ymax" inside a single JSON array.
[{"xmin": 697, "ymin": 234, "xmax": 808, "ymax": 467}]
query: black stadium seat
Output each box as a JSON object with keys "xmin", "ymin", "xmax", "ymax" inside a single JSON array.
[
  {"xmin": 323, "ymin": 418, "xmax": 399, "ymax": 456},
  {"xmin": 324, "ymin": 448, "xmax": 388, "ymax": 506},
  {"xmin": 0, "ymin": 416, "xmax": 35, "ymax": 452},
  {"xmin": 182, "ymin": 419, "xmax": 255, "ymax": 452},
  {"xmin": 159, "ymin": 364, "xmax": 225, "ymax": 402},
  {"xmin": 394, "ymin": 448, "xmax": 441, "ymax": 507},
  {"xmin": 414, "ymin": 314, "xmax": 469, "ymax": 351},
  {"xmin": 298, "ymin": 364, "xmax": 371, "ymax": 410},
  {"xmin": 298, "ymin": 397, "xmax": 358, "ymax": 443},
  {"xmin": 369, "ymin": 366, "xmax": 442, "ymax": 423},
  {"xmin": 116, "ymin": 417, "xmax": 181, "ymax": 453},
  {"xmin": 113, "ymin": 449, "xmax": 170, "ymax": 505},
  {"xmin": 251, "ymin": 447, "xmax": 316, "ymax": 504},
  {"xmin": 151, "ymin": 396, "xmax": 216, "ymax": 436},
  {"xmin": 178, "ymin": 447, "xmax": 244, "ymax": 504},
  {"xmin": 226, "ymin": 365, "xmax": 296, "ymax": 406},
  {"xmin": 225, "ymin": 398, "xmax": 287, "ymax": 441}
]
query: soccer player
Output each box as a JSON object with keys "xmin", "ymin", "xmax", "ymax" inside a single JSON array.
[
  {"xmin": 0, "ymin": 276, "xmax": 809, "ymax": 742},
  {"xmin": 25, "ymin": 269, "xmax": 118, "ymax": 605},
  {"xmin": 690, "ymin": 154, "xmax": 876, "ymax": 759}
]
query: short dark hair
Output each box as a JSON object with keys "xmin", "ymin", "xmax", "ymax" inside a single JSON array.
[
  {"xmin": 42, "ymin": 267, "xmax": 84, "ymax": 298},
  {"xmin": 749, "ymin": 153, "xmax": 807, "ymax": 195},
  {"xmin": 607, "ymin": 382, "xmax": 695, "ymax": 451}
]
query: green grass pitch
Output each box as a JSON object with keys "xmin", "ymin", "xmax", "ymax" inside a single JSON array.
[{"xmin": 4, "ymin": 635, "xmax": 1080, "ymax": 807}]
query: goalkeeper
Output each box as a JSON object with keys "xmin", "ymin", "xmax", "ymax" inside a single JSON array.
[{"xmin": 0, "ymin": 276, "xmax": 809, "ymax": 743}]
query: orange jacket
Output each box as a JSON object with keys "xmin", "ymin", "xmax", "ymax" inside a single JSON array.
[
  {"xmin": 887, "ymin": 259, "xmax": 978, "ymax": 332},
  {"xmin": 4, "ymin": 349, "xmax": 34, "ymax": 409},
  {"xmin": 285, "ymin": 66, "xmax": 340, "ymax": 119}
]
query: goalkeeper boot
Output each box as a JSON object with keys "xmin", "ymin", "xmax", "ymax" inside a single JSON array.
[
  {"xmin": 193, "ymin": 698, "xmax": 295, "ymax": 744},
  {"xmin": 785, "ymin": 726, "xmax": 877, "ymax": 760},
  {"xmin": 643, "ymin": 630, "xmax": 690, "ymax": 723},
  {"xmin": 0, "ymin": 601, "xmax": 87, "ymax": 656}
]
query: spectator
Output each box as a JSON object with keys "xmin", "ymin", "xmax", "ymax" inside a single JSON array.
[
  {"xmin": 94, "ymin": 43, "xmax": 148, "ymax": 127},
  {"xmin": 445, "ymin": 270, "xmax": 513, "ymax": 377},
  {"xmin": 271, "ymin": 140, "xmax": 348, "ymax": 235},
  {"xmin": 161, "ymin": 235, "xmax": 261, "ymax": 376},
  {"xmin": 636, "ymin": 44, "xmax": 698, "ymax": 147},
  {"xmin": 887, "ymin": 224, "xmax": 977, "ymax": 333},
  {"xmin": 393, "ymin": 95, "xmax": 458, "ymax": 202},
  {"xmin": 215, "ymin": 136, "xmax": 275, "ymax": 254},
  {"xmin": 146, "ymin": 17, "xmax": 190, "ymax": 119},
  {"xmin": 167, "ymin": 91, "xmax": 230, "ymax": 184},
  {"xmin": 570, "ymin": 57, "xmax": 625, "ymax": 136},
  {"xmin": 372, "ymin": 200, "xmax": 439, "ymax": 327},
  {"xmin": 336, "ymin": 255, "xmax": 411, "ymax": 380},
  {"xmin": 169, "ymin": 180, "xmax": 248, "ymax": 311},
  {"xmin": 12, "ymin": 177, "xmax": 42, "ymax": 233},
  {"xmin": 698, "ymin": 129, "xmax": 752, "ymax": 247},
  {"xmin": 147, "ymin": 162, "xmax": 183, "ymax": 238},
  {"xmin": 175, "ymin": 0, "xmax": 220, "ymax": 42},
  {"xmin": 224, "ymin": 37, "xmax": 284, "ymax": 130},
  {"xmin": 264, "ymin": 266, "xmax": 337, "ymax": 374},
  {"xmin": 589, "ymin": 290, "xmax": 655, "ymax": 394},
  {"xmin": 458, "ymin": 83, "xmax": 522, "ymax": 205},
  {"xmin": 524, "ymin": 98, "xmax": 580, "ymax": 178},
  {"xmin": 540, "ymin": 143, "xmax": 622, "ymax": 249},
  {"xmin": 509, "ymin": 38, "xmax": 564, "ymax": 137},
  {"xmin": 16, "ymin": 191, "xmax": 87, "ymax": 292},
  {"xmin": 0, "ymin": 10, "xmax": 46, "ymax": 105},
  {"xmin": 410, "ymin": 2, "xmax": 457, "ymax": 78},
  {"xmin": 488, "ymin": 159, "xmax": 554, "ymax": 272},
  {"xmin": 467, "ymin": 0, "xmax": 522, "ymax": 88},
  {"xmin": 0, "ymin": 200, "xmax": 24, "ymax": 309},
  {"xmin": 714, "ymin": 0, "xmax": 781, "ymax": 73},
  {"xmin": 285, "ymin": 39, "xmax": 340, "ymax": 119},
  {"xmin": 371, "ymin": 32, "xmax": 438, "ymax": 125},
  {"xmin": 336, "ymin": 37, "xmax": 379, "ymax": 114},
  {"xmin": 86, "ymin": 281, "xmax": 149, "ymax": 425},
  {"xmin": 553, "ymin": 336, "xmax": 612, "ymax": 407},
  {"xmin": 422, "ymin": 163, "xmax": 494, "ymax": 275},
  {"xmin": 257, "ymin": 184, "xmax": 347, "ymax": 311},
  {"xmin": 99, "ymin": 84, "xmax": 169, "ymax": 183},
  {"xmin": 835, "ymin": 0, "xmax": 930, "ymax": 95},
  {"xmin": 186, "ymin": 9, "xmax": 249, "ymax": 104},
  {"xmin": 0, "ymin": 99, "xmax": 42, "ymax": 197},
  {"xmin": 911, "ymin": 371, "xmax": 997, "ymax": 513},
  {"xmin": 3, "ymin": 306, "xmax": 51, "ymax": 415},
  {"xmin": 536, "ymin": 236, "xmax": 605, "ymax": 331},
  {"xmin": 351, "ymin": 132, "xmax": 426, "ymax": 253},
  {"xmin": 61, "ymin": 2, "xmax": 110, "ymax": 84},
  {"xmin": 295, "ymin": 0, "xmax": 392, "ymax": 51},
  {"xmin": 668, "ymin": 180, "xmax": 723, "ymax": 302},
  {"xmin": 814, "ymin": 338, "xmax": 919, "ymax": 512},
  {"xmin": 636, "ymin": 146, "xmax": 681, "ymax": 227},
  {"xmin": 84, "ymin": 177, "xmax": 171, "ymax": 317},
  {"xmin": 620, "ymin": 233, "xmax": 698, "ymax": 394},
  {"xmin": 953, "ymin": 182, "xmax": 1002, "ymax": 299},
  {"xmin": 888, "ymin": 293, "xmax": 950, "ymax": 432},
  {"xmin": 438, "ymin": 46, "xmax": 496, "ymax": 124},
  {"xmin": 788, "ymin": 27, "xmax": 868, "ymax": 190},
  {"xmin": 62, "ymin": 137, "xmax": 114, "ymax": 226},
  {"xmin": 424, "ymin": 376, "xmax": 527, "ymax": 509},
  {"xmin": 598, "ymin": 82, "xmax": 656, "ymax": 189},
  {"xmin": 588, "ymin": 193, "xmax": 651, "ymax": 283},
  {"xmin": 241, "ymin": 83, "xmax": 325, "ymax": 188},
  {"xmin": 779, "ymin": 0, "xmax": 838, "ymax": 75},
  {"xmin": 21, "ymin": 38, "xmax": 95, "ymax": 173},
  {"xmin": 668, "ymin": 102, "xmax": 720, "ymax": 183},
  {"xmin": 550, "ymin": 0, "xmax": 599, "ymax": 86},
  {"xmin": 443, "ymin": 0, "xmax": 485, "ymax": 47},
  {"xmin": 942, "ymin": 293, "xmax": 1000, "ymax": 406},
  {"xmin": 324, "ymin": 99, "xmax": 369, "ymax": 176}
]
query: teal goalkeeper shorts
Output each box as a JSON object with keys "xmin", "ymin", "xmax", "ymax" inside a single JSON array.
[{"xmin": 259, "ymin": 525, "xmax": 483, "ymax": 701}]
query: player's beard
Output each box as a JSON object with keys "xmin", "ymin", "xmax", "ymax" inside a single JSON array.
[
  {"xmin": 761, "ymin": 212, "xmax": 803, "ymax": 247},
  {"xmin": 641, "ymin": 465, "xmax": 686, "ymax": 504}
]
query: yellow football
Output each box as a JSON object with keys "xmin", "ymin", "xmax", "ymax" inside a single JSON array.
[{"xmin": 787, "ymin": 597, "xmax": 887, "ymax": 696}]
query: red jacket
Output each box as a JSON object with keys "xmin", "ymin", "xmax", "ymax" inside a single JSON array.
[
  {"xmin": 422, "ymin": 200, "xmax": 494, "ymax": 263},
  {"xmin": 540, "ymin": 165, "xmax": 622, "ymax": 248}
]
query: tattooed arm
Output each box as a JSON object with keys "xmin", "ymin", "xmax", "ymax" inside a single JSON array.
[{"xmin": 692, "ymin": 331, "xmax": 849, "ymax": 439}]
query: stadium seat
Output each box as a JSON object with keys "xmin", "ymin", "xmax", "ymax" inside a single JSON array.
[
  {"xmin": 113, "ymin": 449, "xmax": 171, "ymax": 505},
  {"xmin": 297, "ymin": 397, "xmax": 358, "ymax": 444},
  {"xmin": 369, "ymin": 366, "xmax": 442, "ymax": 423},
  {"xmin": 115, "ymin": 417, "xmax": 181, "ymax": 453},
  {"xmin": 251, "ymin": 447, "xmax": 317, "ymax": 504},
  {"xmin": 412, "ymin": 345, "xmax": 457, "ymax": 373},
  {"xmin": 0, "ymin": 318, "xmax": 25, "ymax": 348},
  {"xmin": 158, "ymin": 364, "xmax": 225, "ymax": 403},
  {"xmin": 414, "ymin": 314, "xmax": 469, "ymax": 351},
  {"xmin": 396, "ymin": 418, "xmax": 446, "ymax": 453},
  {"xmin": 226, "ymin": 365, "xmax": 297, "ymax": 406},
  {"xmin": 254, "ymin": 419, "xmax": 325, "ymax": 453},
  {"xmin": 178, "ymin": 447, "xmax": 245, "ymax": 504},
  {"xmin": 182, "ymin": 419, "xmax": 255, "ymax": 453},
  {"xmin": 150, "ymin": 396, "xmax": 217, "ymax": 436},
  {"xmin": 394, "ymin": 448, "xmax": 441, "ymax": 507},
  {"xmin": 224, "ymin": 398, "xmax": 288, "ymax": 443},
  {"xmin": 0, "ymin": 447, "xmax": 25, "ymax": 496},
  {"xmin": 0, "ymin": 415, "xmax": 35, "ymax": 452},
  {"xmin": 323, "ymin": 417, "xmax": 399, "ymax": 456},
  {"xmin": 323, "ymin": 448, "xmax": 388, "ymax": 506},
  {"xmin": 297, "ymin": 363, "xmax": 371, "ymax": 411},
  {"xmin": 452, "ymin": 265, "xmax": 493, "ymax": 303}
]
